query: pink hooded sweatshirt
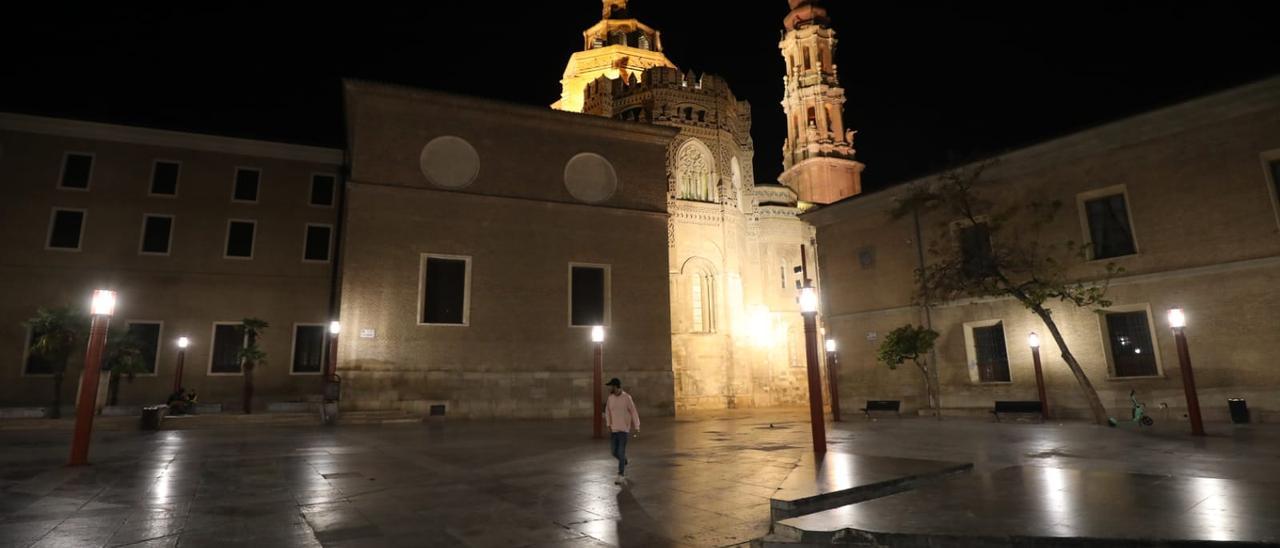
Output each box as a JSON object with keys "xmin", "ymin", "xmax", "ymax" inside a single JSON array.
[{"xmin": 605, "ymin": 391, "xmax": 640, "ymax": 433}]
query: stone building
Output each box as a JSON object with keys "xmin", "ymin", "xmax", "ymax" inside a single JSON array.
[
  {"xmin": 0, "ymin": 113, "xmax": 343, "ymax": 409},
  {"xmin": 334, "ymin": 81, "xmax": 678, "ymax": 418},
  {"xmin": 804, "ymin": 77, "xmax": 1280, "ymax": 422}
]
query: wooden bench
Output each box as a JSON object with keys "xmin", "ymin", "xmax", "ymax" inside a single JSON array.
[
  {"xmin": 861, "ymin": 400, "xmax": 901, "ymax": 418},
  {"xmin": 992, "ymin": 400, "xmax": 1044, "ymax": 422}
]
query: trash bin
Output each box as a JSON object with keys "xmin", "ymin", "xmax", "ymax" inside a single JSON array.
[
  {"xmin": 140, "ymin": 405, "xmax": 164, "ymax": 430},
  {"xmin": 1227, "ymin": 398, "xmax": 1249, "ymax": 424}
]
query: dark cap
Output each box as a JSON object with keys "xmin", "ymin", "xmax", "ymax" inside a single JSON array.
[{"xmin": 605, "ymin": 378, "xmax": 621, "ymax": 387}]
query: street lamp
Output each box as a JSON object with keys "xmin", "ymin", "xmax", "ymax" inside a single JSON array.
[
  {"xmin": 1168, "ymin": 307, "xmax": 1205, "ymax": 436},
  {"xmin": 799, "ymin": 286, "xmax": 826, "ymax": 453},
  {"xmin": 591, "ymin": 326, "xmax": 605, "ymax": 439},
  {"xmin": 173, "ymin": 336, "xmax": 190, "ymax": 393},
  {"xmin": 70, "ymin": 289, "xmax": 116, "ymax": 466},
  {"xmin": 327, "ymin": 321, "xmax": 340, "ymax": 381},
  {"xmin": 824, "ymin": 338, "xmax": 841, "ymax": 422},
  {"xmin": 1028, "ymin": 332, "xmax": 1049, "ymax": 419}
]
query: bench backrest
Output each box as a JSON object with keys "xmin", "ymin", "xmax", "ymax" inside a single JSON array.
[
  {"xmin": 865, "ymin": 400, "xmax": 901, "ymax": 412},
  {"xmin": 994, "ymin": 400, "xmax": 1043, "ymax": 413}
]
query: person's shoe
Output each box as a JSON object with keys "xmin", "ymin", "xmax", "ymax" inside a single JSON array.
[{"xmin": 614, "ymin": 474, "xmax": 624, "ymax": 485}]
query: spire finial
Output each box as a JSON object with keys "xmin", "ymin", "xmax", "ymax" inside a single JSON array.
[{"xmin": 603, "ymin": 0, "xmax": 628, "ymax": 19}]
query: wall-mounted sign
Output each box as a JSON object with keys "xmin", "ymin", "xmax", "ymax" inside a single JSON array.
[
  {"xmin": 866, "ymin": 331, "xmax": 878, "ymax": 342},
  {"xmin": 359, "ymin": 328, "xmax": 376, "ymax": 339}
]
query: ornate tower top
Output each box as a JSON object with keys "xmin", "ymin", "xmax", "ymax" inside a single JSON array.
[
  {"xmin": 552, "ymin": 0, "xmax": 677, "ymax": 112},
  {"xmin": 778, "ymin": 0, "xmax": 863, "ymax": 206},
  {"xmin": 783, "ymin": 0, "xmax": 830, "ymax": 30},
  {"xmin": 603, "ymin": 0, "xmax": 629, "ymax": 19}
]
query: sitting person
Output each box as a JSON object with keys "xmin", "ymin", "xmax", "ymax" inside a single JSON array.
[{"xmin": 167, "ymin": 388, "xmax": 194, "ymax": 415}]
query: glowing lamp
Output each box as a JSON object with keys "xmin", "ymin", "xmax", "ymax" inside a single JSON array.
[
  {"xmin": 329, "ymin": 321, "xmax": 341, "ymax": 335},
  {"xmin": 90, "ymin": 290, "xmax": 116, "ymax": 316},
  {"xmin": 825, "ymin": 339, "xmax": 837, "ymax": 353},
  {"xmin": 591, "ymin": 325, "xmax": 605, "ymax": 343},
  {"xmin": 1028, "ymin": 332, "xmax": 1040, "ymax": 348},
  {"xmin": 799, "ymin": 286, "xmax": 818, "ymax": 314},
  {"xmin": 177, "ymin": 336, "xmax": 189, "ymax": 349},
  {"xmin": 1168, "ymin": 307, "xmax": 1186, "ymax": 329}
]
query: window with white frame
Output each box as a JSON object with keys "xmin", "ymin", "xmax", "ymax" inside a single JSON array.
[
  {"xmin": 310, "ymin": 174, "xmax": 336, "ymax": 207},
  {"xmin": 224, "ymin": 220, "xmax": 255, "ymax": 259},
  {"xmin": 291, "ymin": 324, "xmax": 325, "ymax": 374},
  {"xmin": 140, "ymin": 215, "xmax": 173, "ymax": 255},
  {"xmin": 569, "ymin": 264, "xmax": 610, "ymax": 327},
  {"xmin": 59, "ymin": 152, "xmax": 93, "ymax": 190},
  {"xmin": 150, "ymin": 161, "xmax": 180, "ymax": 196},
  {"xmin": 47, "ymin": 208, "xmax": 86, "ymax": 250},
  {"xmin": 420, "ymin": 254, "xmax": 471, "ymax": 325},
  {"xmin": 303, "ymin": 224, "xmax": 332, "ymax": 262},
  {"xmin": 125, "ymin": 321, "xmax": 162, "ymax": 375},
  {"xmin": 1080, "ymin": 188, "xmax": 1137, "ymax": 260},
  {"xmin": 209, "ymin": 323, "xmax": 244, "ymax": 374},
  {"xmin": 232, "ymin": 168, "xmax": 260, "ymax": 202},
  {"xmin": 963, "ymin": 320, "xmax": 1011, "ymax": 383},
  {"xmin": 1101, "ymin": 308, "xmax": 1160, "ymax": 378}
]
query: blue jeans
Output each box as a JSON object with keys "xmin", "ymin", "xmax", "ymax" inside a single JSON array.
[{"xmin": 610, "ymin": 431, "xmax": 629, "ymax": 475}]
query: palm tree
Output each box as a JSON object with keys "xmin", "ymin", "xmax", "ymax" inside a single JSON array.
[
  {"xmin": 237, "ymin": 318, "xmax": 269, "ymax": 414},
  {"xmin": 104, "ymin": 329, "xmax": 148, "ymax": 407},
  {"xmin": 23, "ymin": 306, "xmax": 88, "ymax": 419}
]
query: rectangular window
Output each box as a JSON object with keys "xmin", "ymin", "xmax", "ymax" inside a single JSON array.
[
  {"xmin": 1270, "ymin": 160, "xmax": 1280, "ymax": 208},
  {"xmin": 310, "ymin": 174, "xmax": 336, "ymax": 207},
  {"xmin": 420, "ymin": 255, "xmax": 470, "ymax": 325},
  {"xmin": 959, "ymin": 222, "xmax": 994, "ymax": 278},
  {"xmin": 303, "ymin": 224, "xmax": 332, "ymax": 262},
  {"xmin": 570, "ymin": 264, "xmax": 608, "ymax": 327},
  {"xmin": 150, "ymin": 161, "xmax": 180, "ymax": 196},
  {"xmin": 59, "ymin": 153, "xmax": 93, "ymax": 189},
  {"xmin": 140, "ymin": 215, "xmax": 173, "ymax": 255},
  {"xmin": 125, "ymin": 322, "xmax": 161, "ymax": 375},
  {"xmin": 23, "ymin": 327, "xmax": 56, "ymax": 375},
  {"xmin": 47, "ymin": 209, "xmax": 85, "ymax": 250},
  {"xmin": 1084, "ymin": 193, "xmax": 1136, "ymax": 259},
  {"xmin": 1105, "ymin": 311, "xmax": 1158, "ymax": 377},
  {"xmin": 233, "ymin": 168, "xmax": 260, "ymax": 202},
  {"xmin": 210, "ymin": 323, "xmax": 243, "ymax": 374},
  {"xmin": 972, "ymin": 323, "xmax": 1011, "ymax": 383},
  {"xmin": 224, "ymin": 220, "xmax": 255, "ymax": 259},
  {"xmin": 291, "ymin": 325, "xmax": 325, "ymax": 374}
]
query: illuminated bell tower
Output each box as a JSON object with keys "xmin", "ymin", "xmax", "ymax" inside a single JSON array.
[
  {"xmin": 552, "ymin": 0, "xmax": 678, "ymax": 113},
  {"xmin": 778, "ymin": 0, "xmax": 863, "ymax": 207}
]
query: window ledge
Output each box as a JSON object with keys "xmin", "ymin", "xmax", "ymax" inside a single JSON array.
[
  {"xmin": 1087, "ymin": 252, "xmax": 1140, "ymax": 264},
  {"xmin": 1106, "ymin": 374, "xmax": 1165, "ymax": 381},
  {"xmin": 974, "ymin": 381, "xmax": 1014, "ymax": 385}
]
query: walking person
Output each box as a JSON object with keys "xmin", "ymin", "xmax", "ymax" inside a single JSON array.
[{"xmin": 604, "ymin": 377, "xmax": 639, "ymax": 485}]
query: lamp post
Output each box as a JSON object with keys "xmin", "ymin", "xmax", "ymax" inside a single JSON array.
[
  {"xmin": 799, "ymin": 286, "xmax": 826, "ymax": 453},
  {"xmin": 1028, "ymin": 332, "xmax": 1049, "ymax": 420},
  {"xmin": 326, "ymin": 321, "xmax": 340, "ymax": 382},
  {"xmin": 591, "ymin": 326, "xmax": 605, "ymax": 439},
  {"xmin": 1168, "ymin": 307, "xmax": 1205, "ymax": 436},
  {"xmin": 824, "ymin": 338, "xmax": 841, "ymax": 422},
  {"xmin": 172, "ymin": 336, "xmax": 189, "ymax": 393},
  {"xmin": 69, "ymin": 289, "xmax": 115, "ymax": 466}
]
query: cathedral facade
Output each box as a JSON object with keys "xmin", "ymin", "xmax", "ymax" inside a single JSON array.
[{"xmin": 554, "ymin": 0, "xmax": 861, "ymax": 410}]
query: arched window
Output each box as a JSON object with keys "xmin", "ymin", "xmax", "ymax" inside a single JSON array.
[
  {"xmin": 687, "ymin": 269, "xmax": 716, "ymax": 333},
  {"xmin": 676, "ymin": 140, "xmax": 716, "ymax": 202}
]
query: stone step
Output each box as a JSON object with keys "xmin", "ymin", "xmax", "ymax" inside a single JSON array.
[{"xmin": 768, "ymin": 451, "xmax": 972, "ymax": 521}]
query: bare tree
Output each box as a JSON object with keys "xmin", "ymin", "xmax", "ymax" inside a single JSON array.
[{"xmin": 891, "ymin": 163, "xmax": 1121, "ymax": 425}]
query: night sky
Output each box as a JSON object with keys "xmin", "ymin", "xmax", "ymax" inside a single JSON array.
[{"xmin": 4, "ymin": 1, "xmax": 1277, "ymax": 190}]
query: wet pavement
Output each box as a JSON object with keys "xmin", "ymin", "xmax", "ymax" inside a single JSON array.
[
  {"xmin": 0, "ymin": 410, "xmax": 1277, "ymax": 547},
  {"xmin": 774, "ymin": 466, "xmax": 1280, "ymax": 545}
]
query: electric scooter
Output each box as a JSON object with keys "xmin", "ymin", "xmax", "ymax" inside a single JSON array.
[{"xmin": 1108, "ymin": 389, "xmax": 1155, "ymax": 427}]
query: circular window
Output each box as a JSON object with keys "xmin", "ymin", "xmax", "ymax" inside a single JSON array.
[
  {"xmin": 563, "ymin": 153, "xmax": 619, "ymax": 204},
  {"xmin": 419, "ymin": 136, "xmax": 479, "ymax": 189}
]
